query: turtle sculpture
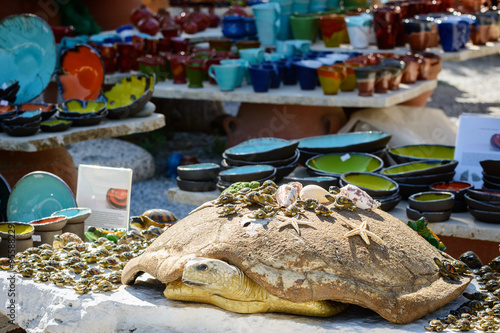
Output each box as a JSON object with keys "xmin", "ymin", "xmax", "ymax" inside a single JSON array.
[{"xmin": 122, "ymin": 185, "xmax": 472, "ymax": 324}]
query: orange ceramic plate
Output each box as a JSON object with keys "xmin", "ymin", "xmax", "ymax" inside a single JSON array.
[{"xmin": 58, "ymin": 45, "xmax": 104, "ymax": 101}]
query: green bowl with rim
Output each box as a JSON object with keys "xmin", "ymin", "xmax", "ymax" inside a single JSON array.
[
  {"xmin": 306, "ymin": 152, "xmax": 384, "ymax": 177},
  {"xmin": 408, "ymin": 191, "xmax": 455, "ymax": 212},
  {"xmin": 381, "ymin": 160, "xmax": 458, "ymax": 178},
  {"xmin": 340, "ymin": 172, "xmax": 398, "ymax": 197},
  {"xmin": 388, "ymin": 144, "xmax": 455, "ymax": 164}
]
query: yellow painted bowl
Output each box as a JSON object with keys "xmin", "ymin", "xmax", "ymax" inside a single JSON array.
[
  {"xmin": 0, "ymin": 222, "xmax": 35, "ymax": 240},
  {"xmin": 104, "ymin": 74, "xmax": 155, "ymax": 119}
]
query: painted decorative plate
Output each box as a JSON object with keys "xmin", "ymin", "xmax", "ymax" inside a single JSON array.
[
  {"xmin": 57, "ymin": 44, "xmax": 104, "ymax": 101},
  {"xmin": 106, "ymin": 188, "xmax": 128, "ymax": 209},
  {"xmin": 0, "ymin": 14, "xmax": 56, "ymax": 104},
  {"xmin": 7, "ymin": 171, "xmax": 76, "ymax": 223}
]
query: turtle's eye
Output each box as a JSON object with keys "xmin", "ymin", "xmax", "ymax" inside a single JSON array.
[{"xmin": 197, "ymin": 264, "xmax": 208, "ymax": 271}]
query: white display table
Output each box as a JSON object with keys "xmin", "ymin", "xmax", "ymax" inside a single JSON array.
[{"xmin": 0, "ymin": 268, "xmax": 480, "ymax": 333}]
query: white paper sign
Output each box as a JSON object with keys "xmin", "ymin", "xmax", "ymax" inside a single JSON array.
[
  {"xmin": 453, "ymin": 113, "xmax": 500, "ymax": 188},
  {"xmin": 76, "ymin": 164, "xmax": 133, "ymax": 230}
]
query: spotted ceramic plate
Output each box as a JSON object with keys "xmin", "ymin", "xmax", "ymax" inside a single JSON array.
[
  {"xmin": 0, "ymin": 14, "xmax": 56, "ymax": 104},
  {"xmin": 57, "ymin": 44, "xmax": 104, "ymax": 101}
]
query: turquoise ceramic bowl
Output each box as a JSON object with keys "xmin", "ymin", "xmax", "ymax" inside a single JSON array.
[
  {"xmin": 51, "ymin": 207, "xmax": 91, "ymax": 224},
  {"xmin": 219, "ymin": 165, "xmax": 276, "ymax": 182},
  {"xmin": 306, "ymin": 152, "xmax": 384, "ymax": 177}
]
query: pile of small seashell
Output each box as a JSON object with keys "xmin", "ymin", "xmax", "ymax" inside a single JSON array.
[
  {"xmin": 0, "ymin": 225, "xmax": 165, "ymax": 295},
  {"xmin": 425, "ymin": 251, "xmax": 500, "ymax": 332}
]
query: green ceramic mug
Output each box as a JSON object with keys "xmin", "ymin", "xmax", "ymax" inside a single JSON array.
[
  {"xmin": 185, "ymin": 60, "xmax": 205, "ymax": 88},
  {"xmin": 290, "ymin": 14, "xmax": 319, "ymax": 42}
]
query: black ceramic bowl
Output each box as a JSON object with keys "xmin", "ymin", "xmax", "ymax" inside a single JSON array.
[
  {"xmin": 223, "ymin": 149, "xmax": 299, "ymax": 167},
  {"xmin": 378, "ymin": 192, "xmax": 402, "ymax": 212},
  {"xmin": 3, "ymin": 110, "xmax": 41, "ymax": 126},
  {"xmin": 224, "ymin": 138, "xmax": 299, "ymax": 163},
  {"xmin": 219, "ymin": 165, "xmax": 276, "ymax": 183},
  {"xmin": 390, "ymin": 171, "xmax": 455, "ymax": 185},
  {"xmin": 274, "ymin": 153, "xmax": 300, "ymax": 182},
  {"xmin": 429, "ymin": 181, "xmax": 472, "ymax": 212},
  {"xmin": 1, "ymin": 120, "xmax": 40, "ymax": 137},
  {"xmin": 480, "ymin": 160, "xmax": 500, "ymax": 177},
  {"xmin": 408, "ymin": 191, "xmax": 455, "ymax": 212},
  {"xmin": 57, "ymin": 110, "xmax": 108, "ymax": 127},
  {"xmin": 282, "ymin": 176, "xmax": 339, "ymax": 190},
  {"xmin": 406, "ymin": 205, "xmax": 452, "ymax": 223},
  {"xmin": 388, "ymin": 144, "xmax": 455, "ymax": 164},
  {"xmin": 469, "ymin": 208, "xmax": 500, "ymax": 224},
  {"xmin": 340, "ymin": 172, "xmax": 399, "ymax": 197},
  {"xmin": 467, "ymin": 188, "xmax": 500, "ymax": 202},
  {"xmin": 298, "ymin": 131, "xmax": 392, "ymax": 154},
  {"xmin": 398, "ymin": 182, "xmax": 434, "ymax": 199},
  {"xmin": 464, "ymin": 193, "xmax": 500, "ymax": 212},
  {"xmin": 381, "ymin": 160, "xmax": 458, "ymax": 178},
  {"xmin": 483, "ymin": 178, "xmax": 500, "ymax": 190},
  {"xmin": 483, "ymin": 171, "xmax": 500, "ymax": 184},
  {"xmin": 177, "ymin": 163, "xmax": 221, "ymax": 181},
  {"xmin": 18, "ymin": 103, "xmax": 57, "ymax": 121},
  {"xmin": 176, "ymin": 177, "xmax": 217, "ymax": 192}
]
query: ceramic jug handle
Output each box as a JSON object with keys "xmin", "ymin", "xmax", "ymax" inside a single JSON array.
[{"xmin": 208, "ymin": 66, "xmax": 217, "ymax": 82}]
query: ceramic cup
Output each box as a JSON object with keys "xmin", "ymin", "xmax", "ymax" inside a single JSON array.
[
  {"xmin": 292, "ymin": 0, "xmax": 311, "ymax": 14},
  {"xmin": 353, "ymin": 66, "xmax": 378, "ymax": 96},
  {"xmin": 333, "ymin": 63, "xmax": 360, "ymax": 91},
  {"xmin": 208, "ymin": 38, "xmax": 233, "ymax": 52},
  {"xmin": 397, "ymin": 54, "xmax": 421, "ymax": 84},
  {"xmin": 373, "ymin": 6, "xmax": 399, "ymax": 49},
  {"xmin": 261, "ymin": 62, "xmax": 283, "ymax": 88},
  {"xmin": 319, "ymin": 14, "xmax": 347, "ymax": 47},
  {"xmin": 220, "ymin": 59, "xmax": 249, "ymax": 86},
  {"xmin": 238, "ymin": 48, "xmax": 265, "ymax": 65},
  {"xmin": 403, "ymin": 18, "xmax": 431, "ymax": 51},
  {"xmin": 380, "ymin": 58, "xmax": 406, "ymax": 90},
  {"xmin": 294, "ymin": 59, "xmax": 322, "ymax": 90},
  {"xmin": 317, "ymin": 65, "xmax": 346, "ymax": 95},
  {"xmin": 277, "ymin": 59, "xmax": 298, "ymax": 85},
  {"xmin": 168, "ymin": 54, "xmax": 189, "ymax": 84},
  {"xmin": 345, "ymin": 14, "xmax": 372, "ymax": 49},
  {"xmin": 248, "ymin": 65, "xmax": 275, "ymax": 92},
  {"xmin": 436, "ymin": 19, "xmax": 462, "ymax": 52},
  {"xmin": 371, "ymin": 65, "xmax": 392, "ymax": 94},
  {"xmin": 290, "ymin": 14, "xmax": 320, "ymax": 42},
  {"xmin": 209, "ymin": 64, "xmax": 241, "ymax": 91}
]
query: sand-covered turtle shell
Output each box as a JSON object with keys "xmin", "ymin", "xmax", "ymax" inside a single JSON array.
[{"xmin": 122, "ymin": 204, "xmax": 471, "ymax": 324}]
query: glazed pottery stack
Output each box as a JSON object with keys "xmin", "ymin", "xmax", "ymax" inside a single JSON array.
[
  {"xmin": 0, "ymin": 109, "xmax": 42, "ymax": 137},
  {"xmin": 339, "ymin": 172, "xmax": 401, "ymax": 212},
  {"xmin": 465, "ymin": 188, "xmax": 500, "ymax": 223},
  {"xmin": 297, "ymin": 131, "xmax": 392, "ymax": 165},
  {"xmin": 0, "ymin": 222, "xmax": 34, "ymax": 257},
  {"xmin": 52, "ymin": 207, "xmax": 92, "ymax": 240},
  {"xmin": 429, "ymin": 181, "xmax": 473, "ymax": 212},
  {"xmin": 217, "ymin": 165, "xmax": 277, "ymax": 191},
  {"xmin": 57, "ymin": 99, "xmax": 108, "ymax": 127},
  {"xmin": 406, "ymin": 191, "xmax": 455, "ymax": 222},
  {"xmin": 380, "ymin": 160, "xmax": 458, "ymax": 199},
  {"xmin": 176, "ymin": 163, "xmax": 220, "ymax": 192},
  {"xmin": 480, "ymin": 160, "xmax": 500, "ymax": 191},
  {"xmin": 221, "ymin": 137, "xmax": 300, "ymax": 184},
  {"xmin": 383, "ymin": 144, "xmax": 458, "ymax": 198}
]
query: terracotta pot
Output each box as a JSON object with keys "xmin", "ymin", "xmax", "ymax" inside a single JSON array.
[{"xmin": 222, "ymin": 103, "xmax": 347, "ymax": 147}]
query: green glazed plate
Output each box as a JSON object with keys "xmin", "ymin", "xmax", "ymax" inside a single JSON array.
[
  {"xmin": 388, "ymin": 144, "xmax": 455, "ymax": 163},
  {"xmin": 341, "ymin": 172, "xmax": 397, "ymax": 191},
  {"xmin": 306, "ymin": 152, "xmax": 383, "ymax": 176}
]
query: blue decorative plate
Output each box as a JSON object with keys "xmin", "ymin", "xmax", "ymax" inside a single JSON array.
[
  {"xmin": 7, "ymin": 171, "xmax": 76, "ymax": 223},
  {"xmin": 0, "ymin": 14, "xmax": 56, "ymax": 104},
  {"xmin": 224, "ymin": 138, "xmax": 299, "ymax": 162},
  {"xmin": 298, "ymin": 131, "xmax": 392, "ymax": 153}
]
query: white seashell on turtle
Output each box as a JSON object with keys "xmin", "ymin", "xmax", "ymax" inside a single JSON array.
[
  {"xmin": 299, "ymin": 185, "xmax": 330, "ymax": 203},
  {"xmin": 339, "ymin": 184, "xmax": 380, "ymax": 211}
]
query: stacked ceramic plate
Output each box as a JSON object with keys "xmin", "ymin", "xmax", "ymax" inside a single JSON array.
[
  {"xmin": 340, "ymin": 172, "xmax": 401, "ymax": 212},
  {"xmin": 176, "ymin": 163, "xmax": 220, "ymax": 192},
  {"xmin": 388, "ymin": 144, "xmax": 455, "ymax": 164},
  {"xmin": 380, "ymin": 160, "xmax": 458, "ymax": 199},
  {"xmin": 306, "ymin": 152, "xmax": 384, "ymax": 180},
  {"xmin": 57, "ymin": 99, "xmax": 108, "ymax": 126},
  {"xmin": 465, "ymin": 189, "xmax": 500, "ymax": 224},
  {"xmin": 298, "ymin": 131, "xmax": 392, "ymax": 165},
  {"xmin": 406, "ymin": 191, "xmax": 455, "ymax": 222},
  {"xmin": 0, "ymin": 109, "xmax": 41, "ymax": 137},
  {"xmin": 480, "ymin": 160, "xmax": 500, "ymax": 191},
  {"xmin": 217, "ymin": 165, "xmax": 277, "ymax": 191},
  {"xmin": 221, "ymin": 138, "xmax": 300, "ymax": 182}
]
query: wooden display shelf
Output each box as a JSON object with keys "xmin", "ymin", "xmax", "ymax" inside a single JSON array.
[{"xmin": 152, "ymin": 79, "xmax": 437, "ymax": 107}]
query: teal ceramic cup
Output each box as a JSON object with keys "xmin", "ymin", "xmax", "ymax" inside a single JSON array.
[
  {"xmin": 238, "ymin": 48, "xmax": 265, "ymax": 65},
  {"xmin": 220, "ymin": 59, "xmax": 250, "ymax": 85},
  {"xmin": 209, "ymin": 64, "xmax": 241, "ymax": 91}
]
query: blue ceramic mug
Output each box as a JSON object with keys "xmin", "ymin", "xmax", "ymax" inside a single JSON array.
[
  {"xmin": 238, "ymin": 48, "xmax": 265, "ymax": 65},
  {"xmin": 436, "ymin": 19, "xmax": 462, "ymax": 52},
  {"xmin": 220, "ymin": 59, "xmax": 249, "ymax": 86},
  {"xmin": 293, "ymin": 60, "xmax": 322, "ymax": 90},
  {"xmin": 248, "ymin": 65, "xmax": 275, "ymax": 92},
  {"xmin": 221, "ymin": 16, "xmax": 247, "ymax": 39},
  {"xmin": 261, "ymin": 62, "xmax": 282, "ymax": 88},
  {"xmin": 209, "ymin": 64, "xmax": 241, "ymax": 91}
]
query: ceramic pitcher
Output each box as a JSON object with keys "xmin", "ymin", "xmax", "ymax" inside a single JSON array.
[{"xmin": 252, "ymin": 3, "xmax": 281, "ymax": 45}]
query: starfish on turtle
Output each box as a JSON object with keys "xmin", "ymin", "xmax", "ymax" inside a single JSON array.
[
  {"xmin": 277, "ymin": 217, "xmax": 313, "ymax": 236},
  {"xmin": 343, "ymin": 218, "xmax": 384, "ymax": 246}
]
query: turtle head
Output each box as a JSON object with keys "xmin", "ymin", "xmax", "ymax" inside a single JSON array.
[{"xmin": 182, "ymin": 258, "xmax": 241, "ymax": 294}]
